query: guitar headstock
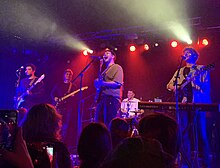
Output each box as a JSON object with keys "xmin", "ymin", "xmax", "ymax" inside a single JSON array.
[
  {"xmin": 35, "ymin": 74, "xmax": 45, "ymax": 84},
  {"xmin": 82, "ymin": 86, "xmax": 89, "ymax": 91},
  {"xmin": 204, "ymin": 63, "xmax": 215, "ymax": 71}
]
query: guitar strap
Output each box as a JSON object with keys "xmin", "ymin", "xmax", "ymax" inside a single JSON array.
[
  {"xmin": 67, "ymin": 83, "xmax": 73, "ymax": 94},
  {"xmin": 29, "ymin": 77, "xmax": 37, "ymax": 87},
  {"xmin": 101, "ymin": 64, "xmax": 115, "ymax": 77}
]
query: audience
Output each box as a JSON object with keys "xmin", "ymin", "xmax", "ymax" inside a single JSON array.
[
  {"xmin": 21, "ymin": 103, "xmax": 71, "ymax": 168},
  {"xmin": 100, "ymin": 136, "xmax": 173, "ymax": 168},
  {"xmin": 77, "ymin": 122, "xmax": 112, "ymax": 168},
  {"xmin": 100, "ymin": 113, "xmax": 179, "ymax": 168},
  {"xmin": 109, "ymin": 117, "xmax": 129, "ymax": 148},
  {"xmin": 138, "ymin": 112, "xmax": 180, "ymax": 159},
  {"xmin": 0, "ymin": 127, "xmax": 34, "ymax": 168}
]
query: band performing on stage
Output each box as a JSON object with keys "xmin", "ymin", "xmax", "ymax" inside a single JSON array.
[{"xmin": 2, "ymin": 46, "xmax": 218, "ymax": 168}]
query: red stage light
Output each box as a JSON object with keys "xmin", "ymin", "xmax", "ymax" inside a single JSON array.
[
  {"xmin": 144, "ymin": 44, "xmax": 149, "ymax": 51},
  {"xmin": 171, "ymin": 41, "xmax": 178, "ymax": 48},
  {"xmin": 202, "ymin": 38, "xmax": 209, "ymax": 46},
  {"xmin": 129, "ymin": 45, "xmax": 136, "ymax": 52}
]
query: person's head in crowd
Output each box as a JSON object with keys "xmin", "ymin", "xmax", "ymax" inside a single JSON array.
[
  {"xmin": 100, "ymin": 136, "xmax": 173, "ymax": 168},
  {"xmin": 109, "ymin": 117, "xmax": 129, "ymax": 148},
  {"xmin": 138, "ymin": 112, "xmax": 179, "ymax": 158},
  {"xmin": 77, "ymin": 122, "xmax": 112, "ymax": 168},
  {"xmin": 21, "ymin": 103, "xmax": 62, "ymax": 142}
]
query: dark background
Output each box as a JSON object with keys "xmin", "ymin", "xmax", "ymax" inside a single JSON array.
[{"xmin": 0, "ymin": 0, "xmax": 220, "ymax": 150}]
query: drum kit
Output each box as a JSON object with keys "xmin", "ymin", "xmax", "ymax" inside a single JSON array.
[{"xmin": 119, "ymin": 99, "xmax": 145, "ymax": 136}]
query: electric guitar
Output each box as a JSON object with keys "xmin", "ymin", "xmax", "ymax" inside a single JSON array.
[
  {"xmin": 15, "ymin": 74, "xmax": 45, "ymax": 109},
  {"xmin": 55, "ymin": 86, "xmax": 88, "ymax": 108},
  {"xmin": 177, "ymin": 63, "xmax": 214, "ymax": 101},
  {"xmin": 94, "ymin": 76, "xmax": 103, "ymax": 103}
]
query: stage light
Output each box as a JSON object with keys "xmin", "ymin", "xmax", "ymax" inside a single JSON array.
[
  {"xmin": 171, "ymin": 40, "xmax": 178, "ymax": 48},
  {"xmin": 144, "ymin": 44, "xmax": 150, "ymax": 51},
  {"xmin": 129, "ymin": 45, "xmax": 136, "ymax": 52},
  {"xmin": 186, "ymin": 39, "xmax": 192, "ymax": 45},
  {"xmin": 202, "ymin": 38, "xmax": 209, "ymax": 46},
  {"xmin": 154, "ymin": 43, "xmax": 159, "ymax": 47},
  {"xmin": 83, "ymin": 49, "xmax": 93, "ymax": 56}
]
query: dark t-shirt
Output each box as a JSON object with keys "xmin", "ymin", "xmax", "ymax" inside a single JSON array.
[
  {"xmin": 16, "ymin": 77, "xmax": 45, "ymax": 110},
  {"xmin": 51, "ymin": 82, "xmax": 76, "ymax": 111}
]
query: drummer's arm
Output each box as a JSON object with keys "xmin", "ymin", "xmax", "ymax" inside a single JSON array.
[{"xmin": 121, "ymin": 101, "xmax": 127, "ymax": 113}]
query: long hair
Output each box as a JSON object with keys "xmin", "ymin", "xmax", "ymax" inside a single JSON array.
[
  {"xmin": 78, "ymin": 122, "xmax": 112, "ymax": 168},
  {"xmin": 138, "ymin": 112, "xmax": 179, "ymax": 157},
  {"xmin": 21, "ymin": 103, "xmax": 62, "ymax": 142}
]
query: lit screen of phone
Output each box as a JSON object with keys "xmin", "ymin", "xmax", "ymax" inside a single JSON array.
[{"xmin": 46, "ymin": 146, "xmax": 54, "ymax": 164}]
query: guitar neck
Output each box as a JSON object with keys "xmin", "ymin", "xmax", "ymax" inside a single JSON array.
[
  {"xmin": 60, "ymin": 86, "xmax": 88, "ymax": 101},
  {"xmin": 61, "ymin": 89, "xmax": 80, "ymax": 101},
  {"xmin": 180, "ymin": 64, "xmax": 213, "ymax": 90}
]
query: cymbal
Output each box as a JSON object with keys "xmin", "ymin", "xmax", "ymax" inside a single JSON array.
[
  {"xmin": 129, "ymin": 110, "xmax": 142, "ymax": 113},
  {"xmin": 122, "ymin": 100, "xmax": 136, "ymax": 103}
]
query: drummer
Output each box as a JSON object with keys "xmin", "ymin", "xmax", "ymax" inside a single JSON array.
[{"xmin": 120, "ymin": 90, "xmax": 143, "ymax": 118}]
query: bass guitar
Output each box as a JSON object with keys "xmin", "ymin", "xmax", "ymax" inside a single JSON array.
[
  {"xmin": 55, "ymin": 86, "xmax": 88, "ymax": 108},
  {"xmin": 15, "ymin": 74, "xmax": 45, "ymax": 109}
]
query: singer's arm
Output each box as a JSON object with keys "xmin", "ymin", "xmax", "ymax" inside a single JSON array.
[{"xmin": 100, "ymin": 80, "xmax": 122, "ymax": 89}]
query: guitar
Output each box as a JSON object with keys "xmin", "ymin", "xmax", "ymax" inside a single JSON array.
[
  {"xmin": 15, "ymin": 74, "xmax": 45, "ymax": 109},
  {"xmin": 94, "ymin": 77, "xmax": 103, "ymax": 103},
  {"xmin": 94, "ymin": 59, "xmax": 104, "ymax": 103},
  {"xmin": 177, "ymin": 63, "xmax": 214, "ymax": 101},
  {"xmin": 55, "ymin": 86, "xmax": 88, "ymax": 108}
]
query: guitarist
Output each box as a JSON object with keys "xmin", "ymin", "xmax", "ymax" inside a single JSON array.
[
  {"xmin": 51, "ymin": 69, "xmax": 76, "ymax": 143},
  {"xmin": 94, "ymin": 48, "xmax": 124, "ymax": 126},
  {"xmin": 167, "ymin": 47, "xmax": 211, "ymax": 167},
  {"xmin": 15, "ymin": 63, "xmax": 45, "ymax": 111}
]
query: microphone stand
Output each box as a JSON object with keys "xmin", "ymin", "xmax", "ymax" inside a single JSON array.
[
  {"xmin": 71, "ymin": 59, "xmax": 96, "ymax": 144},
  {"xmin": 173, "ymin": 58, "xmax": 192, "ymax": 168},
  {"xmin": 14, "ymin": 70, "xmax": 22, "ymax": 109}
]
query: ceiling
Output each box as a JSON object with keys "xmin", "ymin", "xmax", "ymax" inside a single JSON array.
[{"xmin": 0, "ymin": 0, "xmax": 220, "ymax": 49}]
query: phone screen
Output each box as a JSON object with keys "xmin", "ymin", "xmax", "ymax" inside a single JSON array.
[
  {"xmin": 0, "ymin": 110, "xmax": 18, "ymax": 150},
  {"xmin": 46, "ymin": 145, "xmax": 54, "ymax": 164}
]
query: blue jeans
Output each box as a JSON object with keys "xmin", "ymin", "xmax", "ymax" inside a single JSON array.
[{"xmin": 95, "ymin": 95, "xmax": 120, "ymax": 127}]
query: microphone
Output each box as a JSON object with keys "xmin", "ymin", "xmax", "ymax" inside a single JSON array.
[
  {"xmin": 90, "ymin": 55, "xmax": 103, "ymax": 59},
  {"xmin": 181, "ymin": 55, "xmax": 186, "ymax": 60},
  {"xmin": 16, "ymin": 66, "xmax": 24, "ymax": 72}
]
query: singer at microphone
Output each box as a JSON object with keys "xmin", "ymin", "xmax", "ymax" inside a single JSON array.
[{"xmin": 181, "ymin": 55, "xmax": 187, "ymax": 60}]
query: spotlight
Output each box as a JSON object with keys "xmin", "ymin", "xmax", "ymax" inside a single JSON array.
[
  {"xmin": 186, "ymin": 39, "xmax": 192, "ymax": 45},
  {"xmin": 144, "ymin": 44, "xmax": 150, "ymax": 51},
  {"xmin": 170, "ymin": 40, "xmax": 178, "ymax": 48},
  {"xmin": 202, "ymin": 38, "xmax": 209, "ymax": 46},
  {"xmin": 154, "ymin": 43, "xmax": 159, "ymax": 47},
  {"xmin": 129, "ymin": 45, "xmax": 136, "ymax": 52},
  {"xmin": 83, "ymin": 49, "xmax": 93, "ymax": 56}
]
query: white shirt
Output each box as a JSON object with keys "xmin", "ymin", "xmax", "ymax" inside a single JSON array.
[{"xmin": 121, "ymin": 98, "xmax": 140, "ymax": 117}]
